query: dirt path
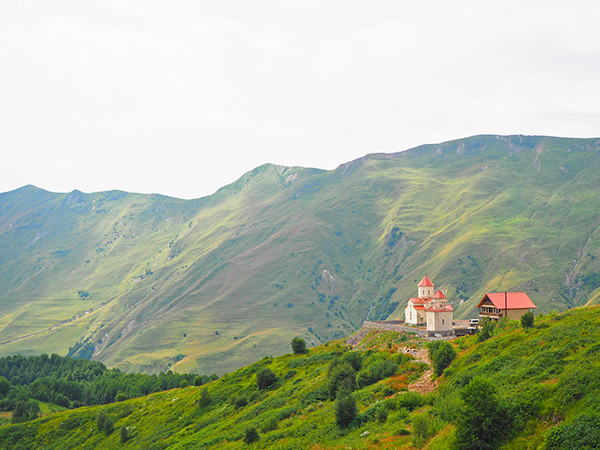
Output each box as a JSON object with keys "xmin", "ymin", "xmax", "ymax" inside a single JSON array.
[{"xmin": 406, "ymin": 348, "xmax": 438, "ymax": 395}]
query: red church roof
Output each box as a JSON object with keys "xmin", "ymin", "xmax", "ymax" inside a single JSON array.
[
  {"xmin": 418, "ymin": 276, "xmax": 434, "ymax": 287},
  {"xmin": 427, "ymin": 304, "xmax": 454, "ymax": 312},
  {"xmin": 477, "ymin": 292, "xmax": 536, "ymax": 310},
  {"xmin": 432, "ymin": 290, "xmax": 446, "ymax": 299}
]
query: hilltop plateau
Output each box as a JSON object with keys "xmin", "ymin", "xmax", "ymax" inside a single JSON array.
[{"xmin": 1, "ymin": 134, "xmax": 600, "ymax": 373}]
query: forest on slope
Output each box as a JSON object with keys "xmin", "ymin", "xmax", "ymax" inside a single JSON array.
[
  {"xmin": 1, "ymin": 306, "xmax": 599, "ymax": 449},
  {"xmin": 1, "ymin": 134, "xmax": 600, "ymax": 374}
]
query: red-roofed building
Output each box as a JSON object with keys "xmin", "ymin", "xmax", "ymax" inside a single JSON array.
[
  {"xmin": 477, "ymin": 292, "xmax": 536, "ymax": 321},
  {"xmin": 405, "ymin": 277, "xmax": 454, "ymax": 336}
]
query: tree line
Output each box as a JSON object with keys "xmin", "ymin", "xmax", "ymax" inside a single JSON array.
[{"xmin": 0, "ymin": 353, "xmax": 217, "ymax": 423}]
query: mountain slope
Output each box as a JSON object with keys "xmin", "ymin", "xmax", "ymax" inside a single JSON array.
[
  {"xmin": 2, "ymin": 306, "xmax": 600, "ymax": 449},
  {"xmin": 1, "ymin": 135, "xmax": 600, "ymax": 373}
]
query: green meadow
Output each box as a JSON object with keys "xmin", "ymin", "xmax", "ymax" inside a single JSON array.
[{"xmin": 1, "ymin": 306, "xmax": 600, "ymax": 449}]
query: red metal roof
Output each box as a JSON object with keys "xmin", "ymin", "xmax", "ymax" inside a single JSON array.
[
  {"xmin": 414, "ymin": 305, "xmax": 426, "ymax": 310},
  {"xmin": 408, "ymin": 297, "xmax": 424, "ymax": 304},
  {"xmin": 477, "ymin": 292, "xmax": 536, "ymax": 310},
  {"xmin": 432, "ymin": 289, "xmax": 446, "ymax": 299},
  {"xmin": 418, "ymin": 276, "xmax": 434, "ymax": 287}
]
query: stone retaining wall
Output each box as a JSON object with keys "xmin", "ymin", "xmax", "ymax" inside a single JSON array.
[{"xmin": 362, "ymin": 320, "xmax": 428, "ymax": 337}]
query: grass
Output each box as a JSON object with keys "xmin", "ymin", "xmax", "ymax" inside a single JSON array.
[
  {"xmin": 1, "ymin": 135, "xmax": 600, "ymax": 374},
  {"xmin": 2, "ymin": 306, "xmax": 600, "ymax": 449}
]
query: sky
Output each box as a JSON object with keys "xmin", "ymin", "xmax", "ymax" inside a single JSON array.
[{"xmin": 1, "ymin": 0, "xmax": 600, "ymax": 199}]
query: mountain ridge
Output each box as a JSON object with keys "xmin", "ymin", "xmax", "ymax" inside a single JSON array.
[{"xmin": 1, "ymin": 134, "xmax": 600, "ymax": 374}]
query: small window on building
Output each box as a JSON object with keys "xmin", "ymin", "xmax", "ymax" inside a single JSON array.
[{"xmin": 442, "ymin": 319, "xmax": 445, "ymax": 324}]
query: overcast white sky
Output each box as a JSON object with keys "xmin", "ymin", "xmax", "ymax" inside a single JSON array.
[{"xmin": 1, "ymin": 0, "xmax": 599, "ymax": 199}]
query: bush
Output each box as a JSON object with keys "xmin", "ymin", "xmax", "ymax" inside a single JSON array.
[
  {"xmin": 335, "ymin": 388, "xmax": 357, "ymax": 428},
  {"xmin": 428, "ymin": 341, "xmax": 457, "ymax": 376},
  {"xmin": 260, "ymin": 417, "xmax": 278, "ymax": 433},
  {"xmin": 341, "ymin": 352, "xmax": 362, "ymax": 372},
  {"xmin": 194, "ymin": 376, "xmax": 203, "ymax": 387},
  {"xmin": 291, "ymin": 337, "xmax": 308, "ymax": 354},
  {"xmin": 97, "ymin": 411, "xmax": 114, "ymax": 435},
  {"xmin": 455, "ymin": 376, "xmax": 511, "ymax": 450},
  {"xmin": 397, "ymin": 392, "xmax": 425, "ymax": 412},
  {"xmin": 546, "ymin": 413, "xmax": 600, "ymax": 450},
  {"xmin": 327, "ymin": 362, "xmax": 357, "ymax": 399},
  {"xmin": 232, "ymin": 395, "xmax": 248, "ymax": 409},
  {"xmin": 243, "ymin": 426, "xmax": 260, "ymax": 444},
  {"xmin": 478, "ymin": 318, "xmax": 496, "ymax": 342},
  {"xmin": 256, "ymin": 368, "xmax": 278, "ymax": 390},
  {"xmin": 120, "ymin": 425, "xmax": 130, "ymax": 443},
  {"xmin": 521, "ymin": 312, "xmax": 534, "ymax": 329},
  {"xmin": 198, "ymin": 387, "xmax": 211, "ymax": 407},
  {"xmin": 180, "ymin": 379, "xmax": 189, "ymax": 388},
  {"xmin": 115, "ymin": 393, "xmax": 128, "ymax": 402}
]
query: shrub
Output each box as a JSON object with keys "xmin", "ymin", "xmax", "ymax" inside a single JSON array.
[
  {"xmin": 521, "ymin": 312, "xmax": 534, "ymax": 329},
  {"xmin": 256, "ymin": 368, "xmax": 278, "ymax": 390},
  {"xmin": 341, "ymin": 352, "xmax": 362, "ymax": 371},
  {"xmin": 291, "ymin": 337, "xmax": 308, "ymax": 354},
  {"xmin": 335, "ymin": 388, "xmax": 357, "ymax": 428},
  {"xmin": 180, "ymin": 379, "xmax": 189, "ymax": 388},
  {"xmin": 232, "ymin": 395, "xmax": 248, "ymax": 409},
  {"xmin": 243, "ymin": 426, "xmax": 260, "ymax": 444},
  {"xmin": 284, "ymin": 370, "xmax": 297, "ymax": 380},
  {"xmin": 428, "ymin": 341, "xmax": 457, "ymax": 376},
  {"xmin": 120, "ymin": 425, "xmax": 130, "ymax": 443},
  {"xmin": 478, "ymin": 318, "xmax": 496, "ymax": 342},
  {"xmin": 327, "ymin": 362, "xmax": 357, "ymax": 399},
  {"xmin": 397, "ymin": 392, "xmax": 425, "ymax": 412},
  {"xmin": 546, "ymin": 413, "xmax": 600, "ymax": 450},
  {"xmin": 260, "ymin": 417, "xmax": 278, "ymax": 433},
  {"xmin": 198, "ymin": 387, "xmax": 211, "ymax": 407},
  {"xmin": 455, "ymin": 376, "xmax": 511, "ymax": 450},
  {"xmin": 194, "ymin": 376, "xmax": 203, "ymax": 387},
  {"xmin": 411, "ymin": 413, "xmax": 431, "ymax": 448},
  {"xmin": 115, "ymin": 392, "xmax": 127, "ymax": 402},
  {"xmin": 97, "ymin": 411, "xmax": 114, "ymax": 435}
]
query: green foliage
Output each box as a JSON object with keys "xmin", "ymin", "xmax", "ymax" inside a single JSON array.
[
  {"xmin": 397, "ymin": 391, "xmax": 426, "ymax": 412},
  {"xmin": 11, "ymin": 399, "xmax": 40, "ymax": 424},
  {"xmin": 256, "ymin": 368, "xmax": 278, "ymax": 390},
  {"xmin": 334, "ymin": 387, "xmax": 357, "ymax": 428},
  {"xmin": 454, "ymin": 376, "xmax": 512, "ymax": 450},
  {"xmin": 4, "ymin": 136, "xmax": 600, "ymax": 376},
  {"xmin": 198, "ymin": 387, "xmax": 211, "ymax": 407},
  {"xmin": 327, "ymin": 362, "xmax": 357, "ymax": 399},
  {"xmin": 180, "ymin": 379, "xmax": 189, "ymax": 388},
  {"xmin": 521, "ymin": 312, "xmax": 534, "ymax": 328},
  {"xmin": 546, "ymin": 413, "xmax": 600, "ymax": 450},
  {"xmin": 428, "ymin": 341, "xmax": 457, "ymax": 376},
  {"xmin": 243, "ymin": 426, "xmax": 260, "ymax": 444},
  {"xmin": 115, "ymin": 392, "xmax": 127, "ymax": 402},
  {"xmin": 291, "ymin": 337, "xmax": 308, "ymax": 355},
  {"xmin": 0, "ymin": 376, "xmax": 11, "ymax": 397},
  {"xmin": 340, "ymin": 351, "xmax": 362, "ymax": 372},
  {"xmin": 231, "ymin": 394, "xmax": 248, "ymax": 409},
  {"xmin": 194, "ymin": 376, "xmax": 204, "ymax": 387},
  {"xmin": 477, "ymin": 317, "xmax": 497, "ymax": 342},
  {"xmin": 96, "ymin": 411, "xmax": 114, "ymax": 435},
  {"xmin": 120, "ymin": 425, "xmax": 130, "ymax": 443}
]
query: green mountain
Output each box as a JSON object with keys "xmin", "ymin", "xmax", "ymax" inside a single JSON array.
[
  {"xmin": 1, "ymin": 134, "xmax": 600, "ymax": 374},
  {"xmin": 2, "ymin": 307, "xmax": 600, "ymax": 449}
]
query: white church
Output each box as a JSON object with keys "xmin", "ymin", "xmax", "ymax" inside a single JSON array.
[{"xmin": 404, "ymin": 276, "xmax": 454, "ymax": 336}]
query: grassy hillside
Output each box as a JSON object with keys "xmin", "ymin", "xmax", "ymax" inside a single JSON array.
[
  {"xmin": 1, "ymin": 135, "xmax": 600, "ymax": 373},
  {"xmin": 1, "ymin": 306, "xmax": 600, "ymax": 449}
]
